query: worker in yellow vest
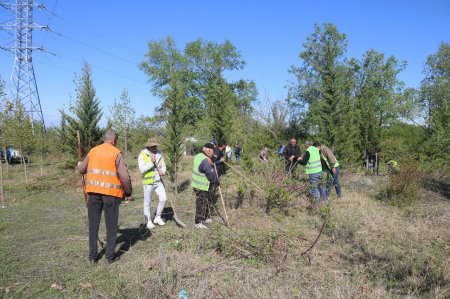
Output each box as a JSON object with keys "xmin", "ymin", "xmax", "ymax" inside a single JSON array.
[
  {"xmin": 78, "ymin": 129, "xmax": 132, "ymax": 265},
  {"xmin": 138, "ymin": 137, "xmax": 167, "ymax": 229},
  {"xmin": 298, "ymin": 140, "xmax": 327, "ymax": 204},
  {"xmin": 386, "ymin": 159, "xmax": 399, "ymax": 174},
  {"xmin": 191, "ymin": 143, "xmax": 218, "ymax": 228},
  {"xmin": 313, "ymin": 141, "xmax": 342, "ymax": 198}
]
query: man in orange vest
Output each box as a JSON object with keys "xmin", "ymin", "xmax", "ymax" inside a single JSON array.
[{"xmin": 78, "ymin": 128, "xmax": 132, "ymax": 265}]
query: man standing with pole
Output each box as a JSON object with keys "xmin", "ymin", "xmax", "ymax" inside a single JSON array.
[
  {"xmin": 283, "ymin": 137, "xmax": 302, "ymax": 176},
  {"xmin": 191, "ymin": 143, "xmax": 219, "ymax": 228},
  {"xmin": 138, "ymin": 137, "xmax": 167, "ymax": 229},
  {"xmin": 77, "ymin": 129, "xmax": 132, "ymax": 264}
]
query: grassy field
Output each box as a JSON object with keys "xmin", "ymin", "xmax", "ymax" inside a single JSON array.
[{"xmin": 0, "ymin": 157, "xmax": 449, "ymax": 298}]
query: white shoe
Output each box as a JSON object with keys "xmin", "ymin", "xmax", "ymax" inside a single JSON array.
[
  {"xmin": 194, "ymin": 223, "xmax": 208, "ymax": 229},
  {"xmin": 153, "ymin": 216, "xmax": 165, "ymax": 226},
  {"xmin": 146, "ymin": 220, "xmax": 155, "ymax": 229},
  {"xmin": 204, "ymin": 218, "xmax": 213, "ymax": 224}
]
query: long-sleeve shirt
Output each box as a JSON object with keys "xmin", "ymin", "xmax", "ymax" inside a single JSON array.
[
  {"xmin": 298, "ymin": 150, "xmax": 310, "ymax": 166},
  {"xmin": 320, "ymin": 146, "xmax": 338, "ymax": 169},
  {"xmin": 78, "ymin": 151, "xmax": 132, "ymax": 197},
  {"xmin": 138, "ymin": 149, "xmax": 166, "ymax": 183}
]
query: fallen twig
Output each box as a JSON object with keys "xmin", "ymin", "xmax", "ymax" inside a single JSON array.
[{"xmin": 301, "ymin": 219, "xmax": 327, "ymax": 256}]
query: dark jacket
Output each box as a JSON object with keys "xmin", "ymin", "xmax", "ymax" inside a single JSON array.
[
  {"xmin": 283, "ymin": 144, "xmax": 302, "ymax": 161},
  {"xmin": 198, "ymin": 158, "xmax": 218, "ymax": 184},
  {"xmin": 212, "ymin": 147, "xmax": 226, "ymax": 176}
]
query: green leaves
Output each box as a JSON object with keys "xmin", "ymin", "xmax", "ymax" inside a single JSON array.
[
  {"xmin": 289, "ymin": 23, "xmax": 411, "ymax": 165},
  {"xmin": 57, "ymin": 63, "xmax": 103, "ymax": 158},
  {"xmin": 109, "ymin": 89, "xmax": 136, "ymax": 158}
]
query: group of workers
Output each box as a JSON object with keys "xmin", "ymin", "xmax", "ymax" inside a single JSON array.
[
  {"xmin": 77, "ymin": 130, "xmax": 233, "ymax": 264},
  {"xmin": 281, "ymin": 137, "xmax": 342, "ymax": 204},
  {"xmin": 77, "ymin": 128, "xmax": 342, "ymax": 264}
]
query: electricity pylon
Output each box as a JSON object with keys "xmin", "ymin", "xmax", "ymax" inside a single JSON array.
[{"xmin": 1, "ymin": 0, "xmax": 49, "ymax": 129}]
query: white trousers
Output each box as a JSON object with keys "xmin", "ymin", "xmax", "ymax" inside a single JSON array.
[{"xmin": 143, "ymin": 181, "xmax": 167, "ymax": 221}]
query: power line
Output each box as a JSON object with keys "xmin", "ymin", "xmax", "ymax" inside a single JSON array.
[
  {"xmin": 53, "ymin": 30, "xmax": 139, "ymax": 66},
  {"xmin": 53, "ymin": 13, "xmax": 143, "ymax": 57},
  {"xmin": 34, "ymin": 56, "xmax": 148, "ymax": 98},
  {"xmin": 40, "ymin": 0, "xmax": 59, "ymax": 47},
  {"xmin": 45, "ymin": 50, "xmax": 146, "ymax": 85}
]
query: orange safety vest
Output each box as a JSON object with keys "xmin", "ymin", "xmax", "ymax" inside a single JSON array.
[{"xmin": 85, "ymin": 143, "xmax": 124, "ymax": 198}]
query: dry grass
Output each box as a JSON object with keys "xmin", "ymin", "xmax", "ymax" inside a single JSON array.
[{"xmin": 0, "ymin": 158, "xmax": 449, "ymax": 298}]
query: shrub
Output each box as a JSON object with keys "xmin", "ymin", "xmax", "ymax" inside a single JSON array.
[
  {"xmin": 383, "ymin": 161, "xmax": 422, "ymax": 207},
  {"xmin": 265, "ymin": 184, "xmax": 293, "ymax": 214},
  {"xmin": 240, "ymin": 154, "xmax": 254, "ymax": 173}
]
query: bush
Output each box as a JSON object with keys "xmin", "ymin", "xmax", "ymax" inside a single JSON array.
[
  {"xmin": 384, "ymin": 161, "xmax": 422, "ymax": 206},
  {"xmin": 240, "ymin": 154, "xmax": 254, "ymax": 173},
  {"xmin": 265, "ymin": 184, "xmax": 293, "ymax": 214}
]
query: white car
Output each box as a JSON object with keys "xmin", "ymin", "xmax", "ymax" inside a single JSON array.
[{"xmin": 2, "ymin": 148, "xmax": 29, "ymax": 164}]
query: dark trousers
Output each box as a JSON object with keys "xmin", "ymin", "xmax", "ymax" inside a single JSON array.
[
  {"xmin": 215, "ymin": 163, "xmax": 226, "ymax": 177},
  {"xmin": 194, "ymin": 185, "xmax": 217, "ymax": 224},
  {"xmin": 87, "ymin": 193, "xmax": 121, "ymax": 261},
  {"xmin": 194, "ymin": 189, "xmax": 209, "ymax": 224}
]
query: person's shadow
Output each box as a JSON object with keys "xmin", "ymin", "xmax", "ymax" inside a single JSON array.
[
  {"xmin": 97, "ymin": 207, "xmax": 181, "ymax": 260},
  {"xmin": 98, "ymin": 224, "xmax": 152, "ymax": 260},
  {"xmin": 117, "ymin": 224, "xmax": 152, "ymax": 258}
]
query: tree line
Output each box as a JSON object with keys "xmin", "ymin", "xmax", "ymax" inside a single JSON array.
[{"xmin": 0, "ymin": 22, "xmax": 448, "ymax": 182}]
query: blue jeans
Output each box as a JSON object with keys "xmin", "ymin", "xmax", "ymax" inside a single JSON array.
[
  {"xmin": 326, "ymin": 166, "xmax": 342, "ymax": 197},
  {"xmin": 309, "ymin": 172, "xmax": 327, "ymax": 203}
]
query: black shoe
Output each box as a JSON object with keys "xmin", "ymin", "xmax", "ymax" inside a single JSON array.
[
  {"xmin": 107, "ymin": 255, "xmax": 120, "ymax": 264},
  {"xmin": 89, "ymin": 258, "xmax": 98, "ymax": 266}
]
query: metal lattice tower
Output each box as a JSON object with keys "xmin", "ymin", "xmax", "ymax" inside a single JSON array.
[{"xmin": 1, "ymin": 0, "xmax": 47, "ymax": 128}]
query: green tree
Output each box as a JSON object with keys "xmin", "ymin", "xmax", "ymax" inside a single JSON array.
[
  {"xmin": 231, "ymin": 79, "xmax": 257, "ymax": 115},
  {"xmin": 203, "ymin": 75, "xmax": 236, "ymax": 141},
  {"xmin": 419, "ymin": 42, "xmax": 450, "ymax": 176},
  {"xmin": 57, "ymin": 62, "xmax": 103, "ymax": 158},
  {"xmin": 421, "ymin": 42, "xmax": 450, "ymax": 134},
  {"xmin": 140, "ymin": 37, "xmax": 190, "ymax": 189},
  {"xmin": 289, "ymin": 23, "xmax": 359, "ymax": 161},
  {"xmin": 161, "ymin": 74, "xmax": 186, "ymax": 192},
  {"xmin": 129, "ymin": 115, "xmax": 164, "ymax": 155},
  {"xmin": 140, "ymin": 36, "xmax": 198, "ymax": 131},
  {"xmin": 184, "ymin": 38, "xmax": 245, "ymax": 92},
  {"xmin": 140, "ymin": 37, "xmax": 257, "ymax": 156},
  {"xmin": 109, "ymin": 89, "xmax": 136, "ymax": 158},
  {"xmin": 353, "ymin": 49, "xmax": 406, "ymax": 153},
  {"xmin": 0, "ymin": 99, "xmax": 34, "ymax": 181},
  {"xmin": 184, "ymin": 39, "xmax": 251, "ymax": 142},
  {"xmin": 0, "ymin": 77, "xmax": 6, "ymax": 206}
]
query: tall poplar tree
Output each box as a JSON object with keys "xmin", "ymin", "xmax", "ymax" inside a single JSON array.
[
  {"xmin": 289, "ymin": 23, "xmax": 357, "ymax": 159},
  {"xmin": 184, "ymin": 39, "xmax": 247, "ymax": 141},
  {"xmin": 140, "ymin": 37, "xmax": 188, "ymax": 190}
]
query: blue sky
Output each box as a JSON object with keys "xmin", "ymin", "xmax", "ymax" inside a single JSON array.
[{"xmin": 1, "ymin": 0, "xmax": 449, "ymax": 126}]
